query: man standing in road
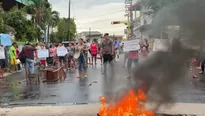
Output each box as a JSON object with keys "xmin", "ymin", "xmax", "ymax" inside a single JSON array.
[
  {"xmin": 23, "ymin": 42, "xmax": 37, "ymax": 74},
  {"xmin": 101, "ymin": 33, "xmax": 114, "ymax": 75}
]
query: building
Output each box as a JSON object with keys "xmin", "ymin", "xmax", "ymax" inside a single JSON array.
[
  {"xmin": 77, "ymin": 31, "xmax": 102, "ymax": 42},
  {"xmin": 109, "ymin": 35, "xmax": 124, "ymax": 41},
  {"xmin": 131, "ymin": 0, "xmax": 153, "ymax": 39},
  {"xmin": 1, "ymin": 0, "xmax": 27, "ymax": 11}
]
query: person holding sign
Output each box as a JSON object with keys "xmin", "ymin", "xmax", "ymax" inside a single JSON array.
[
  {"xmin": 76, "ymin": 38, "xmax": 87, "ymax": 78},
  {"xmin": 57, "ymin": 42, "xmax": 67, "ymax": 67},
  {"xmin": 126, "ymin": 38, "xmax": 139, "ymax": 79},
  {"xmin": 38, "ymin": 43, "xmax": 47, "ymax": 68}
]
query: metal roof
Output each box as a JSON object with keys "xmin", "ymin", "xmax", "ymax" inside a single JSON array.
[
  {"xmin": 15, "ymin": 0, "xmax": 32, "ymax": 6},
  {"xmin": 78, "ymin": 31, "xmax": 102, "ymax": 36}
]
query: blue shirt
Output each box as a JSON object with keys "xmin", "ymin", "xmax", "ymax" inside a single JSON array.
[{"xmin": 113, "ymin": 41, "xmax": 120, "ymax": 50}]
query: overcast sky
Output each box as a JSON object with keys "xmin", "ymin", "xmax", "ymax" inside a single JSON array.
[{"xmin": 48, "ymin": 0, "xmax": 127, "ymax": 36}]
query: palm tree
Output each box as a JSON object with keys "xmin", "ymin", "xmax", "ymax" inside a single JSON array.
[
  {"xmin": 26, "ymin": 0, "xmax": 51, "ymax": 41},
  {"xmin": 45, "ymin": 8, "xmax": 60, "ymax": 42},
  {"xmin": 48, "ymin": 10, "xmax": 60, "ymax": 42}
]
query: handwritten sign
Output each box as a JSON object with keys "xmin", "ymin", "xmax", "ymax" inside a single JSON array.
[
  {"xmin": 37, "ymin": 49, "xmax": 49, "ymax": 58},
  {"xmin": 57, "ymin": 47, "xmax": 68, "ymax": 56},
  {"xmin": 153, "ymin": 39, "xmax": 170, "ymax": 52},
  {"xmin": 123, "ymin": 39, "xmax": 140, "ymax": 52},
  {"xmin": 0, "ymin": 47, "xmax": 5, "ymax": 59}
]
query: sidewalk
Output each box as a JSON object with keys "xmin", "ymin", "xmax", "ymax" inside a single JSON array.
[{"xmin": 0, "ymin": 103, "xmax": 205, "ymax": 116}]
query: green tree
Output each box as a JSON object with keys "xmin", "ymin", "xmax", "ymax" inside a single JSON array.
[
  {"xmin": 26, "ymin": 0, "xmax": 49, "ymax": 27},
  {"xmin": 4, "ymin": 7, "xmax": 37, "ymax": 41},
  {"xmin": 0, "ymin": 2, "xmax": 4, "ymax": 33},
  {"xmin": 56, "ymin": 18, "xmax": 76, "ymax": 41},
  {"xmin": 46, "ymin": 8, "xmax": 59, "ymax": 42}
]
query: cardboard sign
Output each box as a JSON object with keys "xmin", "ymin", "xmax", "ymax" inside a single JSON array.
[
  {"xmin": 37, "ymin": 49, "xmax": 49, "ymax": 58},
  {"xmin": 57, "ymin": 47, "xmax": 68, "ymax": 56},
  {"xmin": 123, "ymin": 39, "xmax": 140, "ymax": 52}
]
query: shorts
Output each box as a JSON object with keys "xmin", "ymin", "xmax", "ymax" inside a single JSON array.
[
  {"xmin": 25, "ymin": 58, "xmax": 35, "ymax": 74},
  {"xmin": 0, "ymin": 59, "xmax": 6, "ymax": 69},
  {"xmin": 115, "ymin": 49, "xmax": 120, "ymax": 55},
  {"xmin": 11, "ymin": 58, "xmax": 17, "ymax": 65},
  {"xmin": 40, "ymin": 60, "xmax": 46, "ymax": 65},
  {"xmin": 59, "ymin": 56, "xmax": 66, "ymax": 62},
  {"xmin": 103, "ymin": 54, "xmax": 113, "ymax": 63}
]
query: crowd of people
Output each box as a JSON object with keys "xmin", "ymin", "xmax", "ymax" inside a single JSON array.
[
  {"xmin": 0, "ymin": 32, "xmax": 153, "ymax": 81},
  {"xmin": 0, "ymin": 33, "xmax": 124, "ymax": 79}
]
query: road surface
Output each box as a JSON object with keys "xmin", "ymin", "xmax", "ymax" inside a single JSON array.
[{"xmin": 0, "ymin": 54, "xmax": 205, "ymax": 107}]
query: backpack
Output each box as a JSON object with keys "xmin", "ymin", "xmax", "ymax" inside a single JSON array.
[{"xmin": 19, "ymin": 48, "xmax": 26, "ymax": 63}]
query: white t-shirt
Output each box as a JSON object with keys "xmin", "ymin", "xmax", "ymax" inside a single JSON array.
[{"xmin": 0, "ymin": 47, "xmax": 5, "ymax": 59}]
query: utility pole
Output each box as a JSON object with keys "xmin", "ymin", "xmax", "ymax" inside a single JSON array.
[
  {"xmin": 125, "ymin": 0, "xmax": 133, "ymax": 40},
  {"xmin": 67, "ymin": 0, "xmax": 71, "ymax": 41},
  {"xmin": 130, "ymin": 5, "xmax": 134, "ymax": 38}
]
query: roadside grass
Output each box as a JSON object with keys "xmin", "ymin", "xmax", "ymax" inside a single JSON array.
[{"xmin": 16, "ymin": 41, "xmax": 38, "ymax": 45}]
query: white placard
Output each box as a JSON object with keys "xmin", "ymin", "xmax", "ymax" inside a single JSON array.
[
  {"xmin": 57, "ymin": 47, "xmax": 68, "ymax": 56},
  {"xmin": 0, "ymin": 47, "xmax": 5, "ymax": 59},
  {"xmin": 123, "ymin": 39, "xmax": 140, "ymax": 52},
  {"xmin": 37, "ymin": 49, "xmax": 49, "ymax": 58},
  {"xmin": 153, "ymin": 39, "xmax": 170, "ymax": 52}
]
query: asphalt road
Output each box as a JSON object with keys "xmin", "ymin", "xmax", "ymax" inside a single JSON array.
[{"xmin": 0, "ymin": 54, "xmax": 205, "ymax": 107}]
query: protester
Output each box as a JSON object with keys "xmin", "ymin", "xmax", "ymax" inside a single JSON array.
[
  {"xmin": 113, "ymin": 38, "xmax": 120, "ymax": 62},
  {"xmin": 90, "ymin": 40, "xmax": 98, "ymax": 65},
  {"xmin": 67, "ymin": 42, "xmax": 76, "ymax": 70},
  {"xmin": 98, "ymin": 39, "xmax": 103, "ymax": 65},
  {"xmin": 48, "ymin": 44, "xmax": 57, "ymax": 65},
  {"xmin": 101, "ymin": 33, "xmax": 114, "ymax": 75},
  {"xmin": 85, "ymin": 39, "xmax": 91, "ymax": 65},
  {"xmin": 9, "ymin": 42, "xmax": 17, "ymax": 72},
  {"xmin": 23, "ymin": 42, "xmax": 37, "ymax": 74},
  {"xmin": 39, "ymin": 43, "xmax": 47, "ymax": 68},
  {"xmin": 76, "ymin": 38, "xmax": 87, "ymax": 78},
  {"xmin": 127, "ymin": 50, "xmax": 139, "ymax": 79},
  {"xmin": 0, "ymin": 44, "xmax": 6, "ymax": 77},
  {"xmin": 57, "ymin": 42, "xmax": 67, "ymax": 67},
  {"xmin": 16, "ymin": 45, "xmax": 21, "ymax": 71},
  {"xmin": 127, "ymin": 38, "xmax": 139, "ymax": 79},
  {"xmin": 140, "ymin": 39, "xmax": 149, "ymax": 56}
]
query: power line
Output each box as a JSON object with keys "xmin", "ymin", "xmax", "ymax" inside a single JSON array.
[
  {"xmin": 77, "ymin": 25, "xmax": 125, "ymax": 29},
  {"xmin": 77, "ymin": 16, "xmax": 126, "ymax": 24},
  {"xmin": 71, "ymin": 2, "xmax": 81, "ymax": 26},
  {"xmin": 77, "ymin": 9, "xmax": 125, "ymax": 20}
]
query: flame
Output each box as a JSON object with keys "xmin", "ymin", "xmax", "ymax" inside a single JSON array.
[{"xmin": 98, "ymin": 89, "xmax": 154, "ymax": 116}]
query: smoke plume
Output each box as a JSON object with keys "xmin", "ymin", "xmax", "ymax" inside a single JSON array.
[{"xmin": 132, "ymin": 0, "xmax": 205, "ymax": 110}]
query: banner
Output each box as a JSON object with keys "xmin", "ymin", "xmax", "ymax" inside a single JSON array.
[
  {"xmin": 123, "ymin": 39, "xmax": 140, "ymax": 52},
  {"xmin": 57, "ymin": 47, "xmax": 68, "ymax": 56},
  {"xmin": 37, "ymin": 49, "xmax": 49, "ymax": 58},
  {"xmin": 153, "ymin": 39, "xmax": 170, "ymax": 52},
  {"xmin": 0, "ymin": 47, "xmax": 5, "ymax": 59}
]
